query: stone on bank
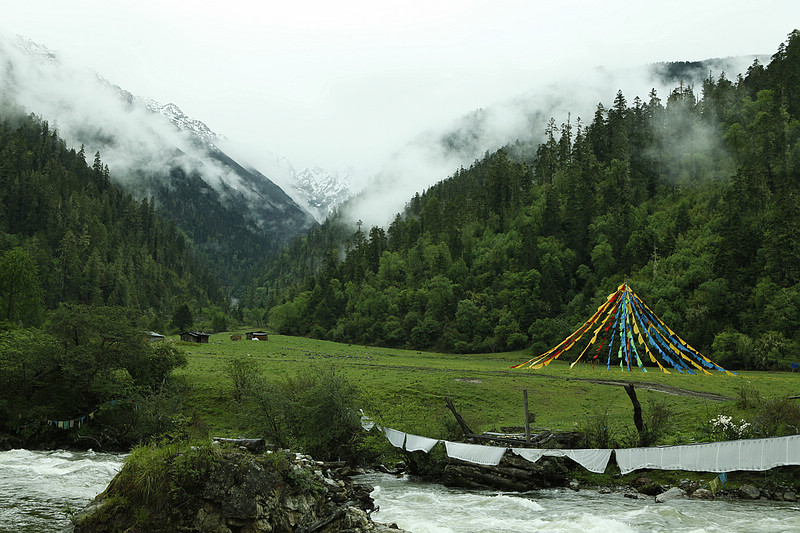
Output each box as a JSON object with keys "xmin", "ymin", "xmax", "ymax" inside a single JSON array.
[{"xmin": 72, "ymin": 442, "xmax": 407, "ymax": 533}]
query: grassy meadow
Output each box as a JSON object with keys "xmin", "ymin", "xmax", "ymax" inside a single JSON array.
[{"xmin": 172, "ymin": 331, "xmax": 800, "ymax": 448}]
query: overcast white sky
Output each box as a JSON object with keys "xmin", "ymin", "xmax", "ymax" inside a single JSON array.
[{"xmin": 2, "ymin": 0, "xmax": 798, "ymax": 180}]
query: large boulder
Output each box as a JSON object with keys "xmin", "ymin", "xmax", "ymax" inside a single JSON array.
[{"xmin": 73, "ymin": 443, "xmax": 406, "ymax": 533}]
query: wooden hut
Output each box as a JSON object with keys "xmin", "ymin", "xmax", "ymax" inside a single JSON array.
[{"xmin": 180, "ymin": 331, "xmax": 210, "ymax": 343}]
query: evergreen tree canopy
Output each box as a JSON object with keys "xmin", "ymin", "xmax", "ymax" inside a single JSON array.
[{"xmin": 0, "ymin": 110, "xmax": 225, "ymax": 324}]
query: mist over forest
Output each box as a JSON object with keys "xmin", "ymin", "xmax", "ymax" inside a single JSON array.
[{"xmin": 251, "ymin": 31, "xmax": 800, "ymax": 374}]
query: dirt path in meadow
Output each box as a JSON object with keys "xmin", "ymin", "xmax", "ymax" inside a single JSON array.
[
  {"xmin": 561, "ymin": 377, "xmax": 734, "ymax": 401},
  {"xmin": 267, "ymin": 348, "xmax": 735, "ymax": 402}
]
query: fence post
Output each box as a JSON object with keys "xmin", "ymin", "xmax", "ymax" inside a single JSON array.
[{"xmin": 524, "ymin": 389, "xmax": 531, "ymax": 443}]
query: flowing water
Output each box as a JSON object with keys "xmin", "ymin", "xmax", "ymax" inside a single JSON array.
[
  {"xmin": 0, "ymin": 449, "xmax": 124, "ymax": 532},
  {"xmin": 358, "ymin": 472, "xmax": 800, "ymax": 533},
  {"xmin": 3, "ymin": 450, "xmax": 800, "ymax": 532}
]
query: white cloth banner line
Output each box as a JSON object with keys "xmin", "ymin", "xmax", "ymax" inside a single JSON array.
[
  {"xmin": 381, "ymin": 426, "xmax": 407, "ymax": 449},
  {"xmin": 614, "ymin": 435, "xmax": 800, "ymax": 474},
  {"xmin": 512, "ymin": 448, "xmax": 612, "ymax": 473},
  {"xmin": 373, "ymin": 420, "xmax": 800, "ymax": 474},
  {"xmin": 445, "ymin": 441, "xmax": 507, "ymax": 466},
  {"xmin": 405, "ymin": 433, "xmax": 440, "ymax": 453}
]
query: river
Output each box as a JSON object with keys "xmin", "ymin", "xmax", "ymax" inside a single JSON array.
[
  {"xmin": 358, "ymin": 472, "xmax": 800, "ymax": 533},
  {"xmin": 0, "ymin": 449, "xmax": 125, "ymax": 533},
  {"xmin": 2, "ymin": 450, "xmax": 800, "ymax": 532}
]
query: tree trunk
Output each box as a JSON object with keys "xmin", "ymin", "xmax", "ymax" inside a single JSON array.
[
  {"xmin": 624, "ymin": 383, "xmax": 644, "ymax": 435},
  {"xmin": 445, "ymin": 397, "xmax": 474, "ymax": 436}
]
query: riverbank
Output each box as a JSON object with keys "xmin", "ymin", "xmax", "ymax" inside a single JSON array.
[
  {"xmin": 4, "ymin": 449, "xmax": 798, "ymax": 533},
  {"xmin": 5, "ymin": 333, "xmax": 799, "ymax": 455},
  {"xmin": 402, "ymin": 449, "xmax": 800, "ymax": 504},
  {"xmin": 68, "ymin": 439, "xmax": 800, "ymax": 533}
]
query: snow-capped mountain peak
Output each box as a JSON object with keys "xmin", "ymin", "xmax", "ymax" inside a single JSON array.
[
  {"xmin": 292, "ymin": 166, "xmax": 353, "ymax": 221},
  {"xmin": 14, "ymin": 35, "xmax": 57, "ymax": 62},
  {"xmin": 140, "ymin": 98, "xmax": 223, "ymax": 148}
]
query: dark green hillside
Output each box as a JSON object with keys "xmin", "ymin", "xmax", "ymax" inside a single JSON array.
[
  {"xmin": 0, "ymin": 108, "xmax": 224, "ymax": 326},
  {"xmin": 127, "ymin": 145, "xmax": 317, "ymax": 293},
  {"xmin": 255, "ymin": 30, "xmax": 800, "ymax": 371}
]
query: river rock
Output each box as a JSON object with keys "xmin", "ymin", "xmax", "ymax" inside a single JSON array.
[
  {"xmin": 784, "ymin": 491, "xmax": 797, "ymax": 502},
  {"xmin": 73, "ymin": 446, "xmax": 407, "ymax": 533},
  {"xmin": 679, "ymin": 479, "xmax": 701, "ymax": 494},
  {"xmin": 632, "ymin": 477, "xmax": 663, "ymax": 496},
  {"xmin": 691, "ymin": 488, "xmax": 714, "ymax": 500},
  {"xmin": 637, "ymin": 482, "xmax": 664, "ymax": 496},
  {"xmin": 738, "ymin": 484, "xmax": 761, "ymax": 499},
  {"xmin": 655, "ymin": 487, "xmax": 686, "ymax": 503}
]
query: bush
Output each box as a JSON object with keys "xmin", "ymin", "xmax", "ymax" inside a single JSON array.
[
  {"xmin": 237, "ymin": 366, "xmax": 364, "ymax": 462},
  {"xmin": 754, "ymin": 397, "xmax": 800, "ymax": 437},
  {"xmin": 579, "ymin": 411, "xmax": 616, "ymax": 449},
  {"xmin": 282, "ymin": 367, "xmax": 362, "ymax": 462},
  {"xmin": 129, "ymin": 341, "xmax": 188, "ymax": 391},
  {"xmin": 753, "ymin": 331, "xmax": 796, "ymax": 370},
  {"xmin": 224, "ymin": 356, "xmax": 260, "ymax": 403},
  {"xmin": 245, "ymin": 374, "xmax": 291, "ymax": 449},
  {"xmin": 708, "ymin": 414, "xmax": 754, "ymax": 441},
  {"xmin": 711, "ymin": 330, "xmax": 752, "ymax": 370},
  {"xmin": 639, "ymin": 398, "xmax": 672, "ymax": 447},
  {"xmin": 735, "ymin": 381, "xmax": 762, "ymax": 409},
  {"xmin": 128, "ymin": 382, "xmax": 192, "ymax": 443}
]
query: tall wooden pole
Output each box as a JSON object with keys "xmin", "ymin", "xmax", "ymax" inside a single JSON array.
[{"xmin": 523, "ymin": 389, "xmax": 531, "ymax": 443}]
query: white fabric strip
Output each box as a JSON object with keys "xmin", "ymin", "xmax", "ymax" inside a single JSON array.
[
  {"xmin": 511, "ymin": 448, "xmax": 546, "ymax": 463},
  {"xmin": 445, "ymin": 441, "xmax": 507, "ymax": 466},
  {"xmin": 512, "ymin": 448, "xmax": 611, "ymax": 473},
  {"xmin": 405, "ymin": 433, "xmax": 440, "ymax": 453},
  {"xmin": 561, "ymin": 449, "xmax": 612, "ymax": 473},
  {"xmin": 360, "ymin": 416, "xmax": 375, "ymax": 431},
  {"xmin": 615, "ymin": 435, "xmax": 800, "ymax": 474},
  {"xmin": 382, "ymin": 427, "xmax": 407, "ymax": 449}
]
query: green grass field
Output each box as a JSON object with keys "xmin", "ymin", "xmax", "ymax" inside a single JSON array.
[{"xmin": 173, "ymin": 331, "xmax": 800, "ymax": 447}]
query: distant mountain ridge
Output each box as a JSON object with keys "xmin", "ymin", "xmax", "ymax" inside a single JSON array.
[
  {"xmin": 141, "ymin": 99, "xmax": 224, "ymax": 148},
  {"xmin": 0, "ymin": 33, "xmax": 317, "ymax": 289},
  {"xmin": 138, "ymin": 94, "xmax": 353, "ymax": 223},
  {"xmin": 340, "ymin": 53, "xmax": 766, "ymax": 228}
]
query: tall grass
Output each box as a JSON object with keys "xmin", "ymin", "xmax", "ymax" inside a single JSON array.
[{"xmin": 109, "ymin": 439, "xmax": 221, "ymax": 511}]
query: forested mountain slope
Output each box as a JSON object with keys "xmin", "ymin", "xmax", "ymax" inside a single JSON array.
[
  {"xmin": 0, "ymin": 108, "xmax": 225, "ymax": 328},
  {"xmin": 258, "ymin": 31, "xmax": 800, "ymax": 371},
  {"xmin": 0, "ymin": 35, "xmax": 317, "ymax": 292}
]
